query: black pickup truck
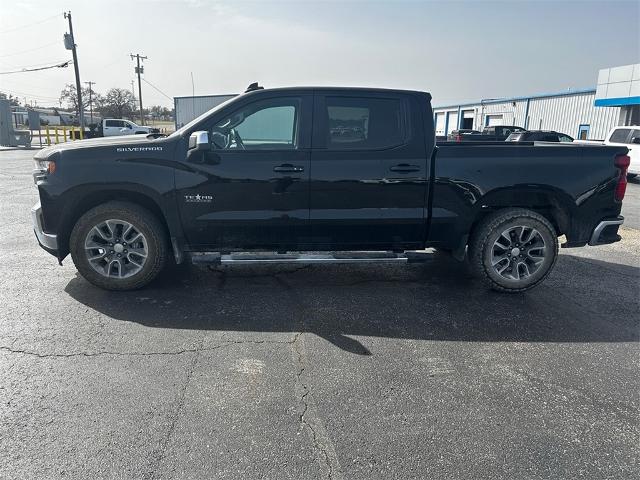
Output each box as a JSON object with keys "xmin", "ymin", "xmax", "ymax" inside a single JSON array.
[
  {"xmin": 452, "ymin": 125, "xmax": 527, "ymax": 142},
  {"xmin": 31, "ymin": 85, "xmax": 630, "ymax": 292}
]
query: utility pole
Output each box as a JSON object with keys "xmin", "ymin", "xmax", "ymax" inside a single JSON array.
[
  {"xmin": 63, "ymin": 11, "xmax": 84, "ymax": 129},
  {"xmin": 84, "ymin": 81, "xmax": 95, "ymax": 125},
  {"xmin": 130, "ymin": 53, "xmax": 147, "ymax": 125}
]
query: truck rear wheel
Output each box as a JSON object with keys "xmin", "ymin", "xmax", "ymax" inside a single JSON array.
[
  {"xmin": 69, "ymin": 201, "xmax": 168, "ymax": 290},
  {"xmin": 469, "ymin": 208, "xmax": 558, "ymax": 293}
]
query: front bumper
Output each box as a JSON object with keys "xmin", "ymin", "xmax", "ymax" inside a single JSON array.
[
  {"xmin": 31, "ymin": 201, "xmax": 58, "ymax": 254},
  {"xmin": 588, "ymin": 215, "xmax": 624, "ymax": 246}
]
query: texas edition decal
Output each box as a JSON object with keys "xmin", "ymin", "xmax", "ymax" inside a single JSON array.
[{"xmin": 184, "ymin": 194, "xmax": 213, "ymax": 203}]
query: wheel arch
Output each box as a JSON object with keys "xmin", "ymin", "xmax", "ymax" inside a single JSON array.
[
  {"xmin": 470, "ymin": 186, "xmax": 575, "ymax": 239},
  {"xmin": 57, "ymin": 188, "xmax": 179, "ymax": 262}
]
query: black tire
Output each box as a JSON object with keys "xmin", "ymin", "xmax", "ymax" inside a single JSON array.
[
  {"xmin": 69, "ymin": 201, "xmax": 168, "ymax": 290},
  {"xmin": 468, "ymin": 208, "xmax": 558, "ymax": 293}
]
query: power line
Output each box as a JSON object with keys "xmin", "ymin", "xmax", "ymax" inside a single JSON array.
[
  {"xmin": 0, "ymin": 57, "xmax": 72, "ymax": 69},
  {"xmin": 0, "ymin": 88, "xmax": 60, "ymax": 101},
  {"xmin": 0, "ymin": 60, "xmax": 72, "ymax": 75},
  {"xmin": 0, "ymin": 13, "xmax": 60, "ymax": 35},
  {"xmin": 0, "ymin": 58, "xmax": 72, "ymax": 69},
  {"xmin": 142, "ymin": 77, "xmax": 172, "ymax": 101},
  {"xmin": 0, "ymin": 41, "xmax": 60, "ymax": 58}
]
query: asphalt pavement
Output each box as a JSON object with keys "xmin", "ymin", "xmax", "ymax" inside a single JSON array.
[{"xmin": 1, "ymin": 147, "xmax": 638, "ymax": 479}]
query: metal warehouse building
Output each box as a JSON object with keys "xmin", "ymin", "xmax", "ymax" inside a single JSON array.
[
  {"xmin": 434, "ymin": 63, "xmax": 639, "ymax": 140},
  {"xmin": 174, "ymin": 94, "xmax": 235, "ymax": 129}
]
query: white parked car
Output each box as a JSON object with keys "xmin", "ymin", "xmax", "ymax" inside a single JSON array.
[
  {"xmin": 575, "ymin": 126, "xmax": 640, "ymax": 178},
  {"xmin": 101, "ymin": 119, "xmax": 159, "ymax": 137}
]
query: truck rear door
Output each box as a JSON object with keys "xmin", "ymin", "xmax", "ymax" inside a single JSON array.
[
  {"xmin": 308, "ymin": 91, "xmax": 428, "ymax": 250},
  {"xmin": 103, "ymin": 119, "xmax": 125, "ymax": 136}
]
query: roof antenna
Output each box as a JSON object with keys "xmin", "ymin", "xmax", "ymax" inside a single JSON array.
[{"xmin": 245, "ymin": 82, "xmax": 264, "ymax": 93}]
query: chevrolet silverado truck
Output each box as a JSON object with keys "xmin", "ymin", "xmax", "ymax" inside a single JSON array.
[
  {"xmin": 99, "ymin": 118, "xmax": 159, "ymax": 137},
  {"xmin": 31, "ymin": 84, "xmax": 630, "ymax": 292},
  {"xmin": 451, "ymin": 125, "xmax": 527, "ymax": 142}
]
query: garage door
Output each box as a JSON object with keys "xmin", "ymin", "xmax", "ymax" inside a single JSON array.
[
  {"xmin": 446, "ymin": 112, "xmax": 458, "ymax": 135},
  {"xmin": 486, "ymin": 114, "xmax": 503, "ymax": 126},
  {"xmin": 435, "ymin": 113, "xmax": 446, "ymax": 136}
]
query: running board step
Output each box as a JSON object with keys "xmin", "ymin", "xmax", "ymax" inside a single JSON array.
[{"xmin": 190, "ymin": 251, "xmax": 432, "ymax": 265}]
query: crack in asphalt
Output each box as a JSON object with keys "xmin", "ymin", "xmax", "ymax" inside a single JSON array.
[
  {"xmin": 0, "ymin": 339, "xmax": 296, "ymax": 359},
  {"xmin": 143, "ymin": 334, "xmax": 205, "ymax": 480},
  {"xmin": 278, "ymin": 275, "xmax": 342, "ymax": 480},
  {"xmin": 292, "ymin": 331, "xmax": 335, "ymax": 480}
]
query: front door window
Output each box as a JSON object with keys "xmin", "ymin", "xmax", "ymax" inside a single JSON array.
[{"xmin": 211, "ymin": 98, "xmax": 300, "ymax": 151}]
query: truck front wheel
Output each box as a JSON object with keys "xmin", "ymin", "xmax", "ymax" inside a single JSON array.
[
  {"xmin": 469, "ymin": 208, "xmax": 558, "ymax": 293},
  {"xmin": 69, "ymin": 202, "xmax": 168, "ymax": 290}
]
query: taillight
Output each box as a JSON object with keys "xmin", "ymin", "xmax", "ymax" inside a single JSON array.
[
  {"xmin": 614, "ymin": 154, "xmax": 630, "ymax": 202},
  {"xmin": 455, "ymin": 134, "xmax": 462, "ymax": 142}
]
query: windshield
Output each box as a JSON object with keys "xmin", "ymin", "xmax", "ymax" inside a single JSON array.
[{"xmin": 169, "ymin": 95, "xmax": 240, "ymax": 138}]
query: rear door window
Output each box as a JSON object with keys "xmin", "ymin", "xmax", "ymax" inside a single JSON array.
[
  {"xmin": 609, "ymin": 128, "xmax": 632, "ymax": 144},
  {"xmin": 320, "ymin": 96, "xmax": 408, "ymax": 150}
]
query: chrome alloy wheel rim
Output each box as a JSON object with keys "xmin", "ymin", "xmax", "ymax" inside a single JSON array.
[
  {"xmin": 84, "ymin": 219, "xmax": 148, "ymax": 278},
  {"xmin": 491, "ymin": 226, "xmax": 546, "ymax": 281}
]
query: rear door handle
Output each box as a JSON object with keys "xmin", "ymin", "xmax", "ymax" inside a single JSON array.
[
  {"xmin": 389, "ymin": 164, "xmax": 420, "ymax": 173},
  {"xmin": 274, "ymin": 164, "xmax": 304, "ymax": 173}
]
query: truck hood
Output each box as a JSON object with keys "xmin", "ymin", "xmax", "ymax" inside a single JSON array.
[{"xmin": 34, "ymin": 135, "xmax": 168, "ymax": 160}]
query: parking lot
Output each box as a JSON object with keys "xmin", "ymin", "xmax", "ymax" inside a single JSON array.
[{"xmin": 1, "ymin": 147, "xmax": 638, "ymax": 479}]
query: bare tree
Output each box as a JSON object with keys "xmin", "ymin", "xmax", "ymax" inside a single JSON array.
[
  {"xmin": 148, "ymin": 105, "xmax": 173, "ymax": 121},
  {"xmin": 97, "ymin": 88, "xmax": 136, "ymax": 119},
  {"xmin": 0, "ymin": 92, "xmax": 21, "ymax": 106},
  {"xmin": 59, "ymin": 84, "xmax": 94, "ymax": 114}
]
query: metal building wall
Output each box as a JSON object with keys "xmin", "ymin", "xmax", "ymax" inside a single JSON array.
[
  {"xmin": 433, "ymin": 90, "xmax": 621, "ymax": 140},
  {"xmin": 526, "ymin": 93, "xmax": 619, "ymax": 139},
  {"xmin": 174, "ymin": 94, "xmax": 236, "ymax": 129}
]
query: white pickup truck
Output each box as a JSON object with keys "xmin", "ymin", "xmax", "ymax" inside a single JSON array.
[
  {"xmin": 575, "ymin": 126, "xmax": 640, "ymax": 178},
  {"xmin": 100, "ymin": 119, "xmax": 159, "ymax": 137}
]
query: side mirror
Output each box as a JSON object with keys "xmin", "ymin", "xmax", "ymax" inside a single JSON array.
[
  {"xmin": 188, "ymin": 131, "xmax": 210, "ymax": 151},
  {"xmin": 632, "ymin": 137, "xmax": 640, "ymax": 144}
]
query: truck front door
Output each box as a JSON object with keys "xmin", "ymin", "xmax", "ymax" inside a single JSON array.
[{"xmin": 174, "ymin": 94, "xmax": 312, "ymax": 249}]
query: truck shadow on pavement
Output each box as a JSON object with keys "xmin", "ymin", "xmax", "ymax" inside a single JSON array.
[{"xmin": 64, "ymin": 252, "xmax": 640, "ymax": 355}]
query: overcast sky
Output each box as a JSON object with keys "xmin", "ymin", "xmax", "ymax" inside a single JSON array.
[{"xmin": 0, "ymin": 0, "xmax": 638, "ymax": 109}]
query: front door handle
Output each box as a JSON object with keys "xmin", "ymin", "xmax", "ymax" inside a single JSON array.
[
  {"xmin": 274, "ymin": 164, "xmax": 304, "ymax": 173},
  {"xmin": 389, "ymin": 164, "xmax": 420, "ymax": 173}
]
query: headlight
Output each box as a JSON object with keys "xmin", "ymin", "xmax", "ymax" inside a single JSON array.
[{"xmin": 34, "ymin": 159, "xmax": 56, "ymax": 174}]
